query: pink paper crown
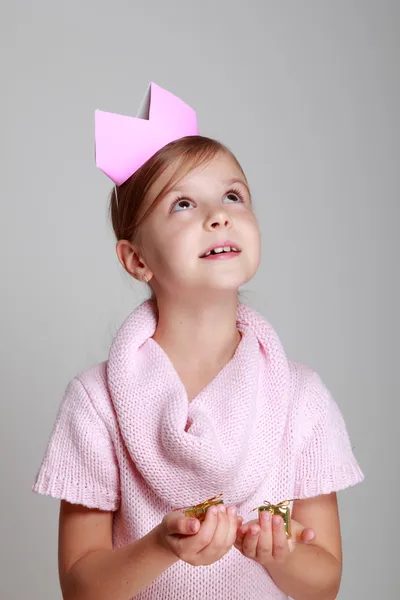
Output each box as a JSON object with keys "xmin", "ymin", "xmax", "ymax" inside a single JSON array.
[{"xmin": 95, "ymin": 82, "xmax": 199, "ymax": 186}]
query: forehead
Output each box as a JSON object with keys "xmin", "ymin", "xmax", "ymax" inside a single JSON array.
[{"xmin": 146, "ymin": 150, "xmax": 245, "ymax": 204}]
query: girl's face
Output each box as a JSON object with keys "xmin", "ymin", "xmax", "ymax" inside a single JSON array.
[{"xmin": 135, "ymin": 151, "xmax": 261, "ymax": 296}]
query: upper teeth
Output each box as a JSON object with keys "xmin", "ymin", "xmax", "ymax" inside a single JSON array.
[{"xmin": 204, "ymin": 246, "xmax": 239, "ymax": 256}]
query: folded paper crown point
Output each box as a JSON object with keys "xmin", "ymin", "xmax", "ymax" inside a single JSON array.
[{"xmin": 94, "ymin": 82, "xmax": 199, "ymax": 186}]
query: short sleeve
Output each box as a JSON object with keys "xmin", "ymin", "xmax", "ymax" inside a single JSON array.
[
  {"xmin": 32, "ymin": 377, "xmax": 120, "ymax": 511},
  {"xmin": 294, "ymin": 370, "xmax": 364, "ymax": 498}
]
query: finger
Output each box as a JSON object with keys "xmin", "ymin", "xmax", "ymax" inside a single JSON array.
[
  {"xmin": 290, "ymin": 519, "xmax": 316, "ymax": 545},
  {"xmin": 234, "ymin": 522, "xmax": 248, "ymax": 550},
  {"xmin": 203, "ymin": 504, "xmax": 230, "ymax": 552},
  {"xmin": 300, "ymin": 527, "xmax": 316, "ymax": 544},
  {"xmin": 171, "ymin": 505, "xmax": 219, "ymax": 558},
  {"xmin": 225, "ymin": 505, "xmax": 239, "ymax": 547},
  {"xmin": 192, "ymin": 504, "xmax": 219, "ymax": 549},
  {"xmin": 234, "ymin": 517, "xmax": 258, "ymax": 548},
  {"xmin": 255, "ymin": 510, "xmax": 273, "ymax": 563},
  {"xmin": 272, "ymin": 516, "xmax": 290, "ymax": 562},
  {"xmin": 164, "ymin": 512, "xmax": 200, "ymax": 536},
  {"xmin": 242, "ymin": 523, "xmax": 260, "ymax": 558}
]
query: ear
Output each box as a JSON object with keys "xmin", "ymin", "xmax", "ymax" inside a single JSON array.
[{"xmin": 115, "ymin": 239, "xmax": 153, "ymax": 283}]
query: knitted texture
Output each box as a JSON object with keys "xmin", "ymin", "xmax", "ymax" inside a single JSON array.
[{"xmin": 33, "ymin": 301, "xmax": 364, "ymax": 599}]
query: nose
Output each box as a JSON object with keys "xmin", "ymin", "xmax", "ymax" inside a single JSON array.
[{"xmin": 204, "ymin": 208, "xmax": 232, "ymax": 231}]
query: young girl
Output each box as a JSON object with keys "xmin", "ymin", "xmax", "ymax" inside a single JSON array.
[{"xmin": 33, "ymin": 82, "xmax": 364, "ymax": 600}]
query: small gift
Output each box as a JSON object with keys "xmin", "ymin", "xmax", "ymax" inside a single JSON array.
[
  {"xmin": 173, "ymin": 494, "xmax": 224, "ymax": 523},
  {"xmin": 251, "ymin": 500, "xmax": 294, "ymax": 538}
]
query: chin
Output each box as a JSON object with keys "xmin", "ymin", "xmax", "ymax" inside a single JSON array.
[{"xmin": 204, "ymin": 273, "xmax": 253, "ymax": 291}]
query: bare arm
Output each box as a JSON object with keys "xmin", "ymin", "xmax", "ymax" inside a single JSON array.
[
  {"xmin": 58, "ymin": 500, "xmax": 240, "ymax": 600},
  {"xmin": 58, "ymin": 501, "xmax": 178, "ymax": 600},
  {"xmin": 265, "ymin": 493, "xmax": 342, "ymax": 600}
]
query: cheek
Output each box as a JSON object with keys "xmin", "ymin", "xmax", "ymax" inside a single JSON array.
[
  {"xmin": 147, "ymin": 229, "xmax": 198, "ymax": 274},
  {"xmin": 244, "ymin": 215, "xmax": 262, "ymax": 257},
  {"xmin": 139, "ymin": 232, "xmax": 170, "ymax": 271},
  {"xmin": 254, "ymin": 226, "xmax": 262, "ymax": 260},
  {"xmin": 139, "ymin": 219, "xmax": 173, "ymax": 266}
]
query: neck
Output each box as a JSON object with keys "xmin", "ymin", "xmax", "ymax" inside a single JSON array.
[{"xmin": 151, "ymin": 291, "xmax": 241, "ymax": 370}]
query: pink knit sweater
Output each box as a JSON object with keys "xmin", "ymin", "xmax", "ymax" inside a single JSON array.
[{"xmin": 33, "ymin": 300, "xmax": 364, "ymax": 599}]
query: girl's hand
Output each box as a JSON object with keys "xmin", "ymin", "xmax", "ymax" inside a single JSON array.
[
  {"xmin": 157, "ymin": 504, "xmax": 242, "ymax": 566},
  {"xmin": 234, "ymin": 513, "xmax": 315, "ymax": 566}
]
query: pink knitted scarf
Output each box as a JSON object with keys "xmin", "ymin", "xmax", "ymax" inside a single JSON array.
[{"xmin": 107, "ymin": 300, "xmax": 290, "ymax": 508}]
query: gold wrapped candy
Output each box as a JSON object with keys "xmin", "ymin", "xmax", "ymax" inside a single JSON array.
[
  {"xmin": 250, "ymin": 500, "xmax": 294, "ymax": 538},
  {"xmin": 173, "ymin": 494, "xmax": 224, "ymax": 523}
]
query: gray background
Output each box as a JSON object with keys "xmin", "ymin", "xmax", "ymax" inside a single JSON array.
[{"xmin": 1, "ymin": 0, "xmax": 399, "ymax": 598}]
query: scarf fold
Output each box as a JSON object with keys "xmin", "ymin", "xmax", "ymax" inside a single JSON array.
[{"xmin": 107, "ymin": 301, "xmax": 290, "ymax": 507}]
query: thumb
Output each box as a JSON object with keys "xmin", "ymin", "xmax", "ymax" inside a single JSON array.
[
  {"xmin": 163, "ymin": 511, "xmax": 200, "ymax": 536},
  {"xmin": 290, "ymin": 519, "xmax": 316, "ymax": 546}
]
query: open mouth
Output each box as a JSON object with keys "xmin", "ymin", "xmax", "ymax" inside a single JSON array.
[{"xmin": 200, "ymin": 245, "xmax": 241, "ymax": 258}]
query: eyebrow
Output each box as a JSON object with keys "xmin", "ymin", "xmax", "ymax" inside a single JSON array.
[
  {"xmin": 223, "ymin": 177, "xmax": 249, "ymax": 187},
  {"xmin": 223, "ymin": 177, "xmax": 247, "ymax": 185},
  {"xmin": 163, "ymin": 176, "xmax": 252, "ymax": 201},
  {"xmin": 223, "ymin": 177, "xmax": 252, "ymax": 200}
]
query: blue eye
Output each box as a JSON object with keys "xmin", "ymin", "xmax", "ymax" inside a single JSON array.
[
  {"xmin": 171, "ymin": 198, "xmax": 195, "ymax": 212},
  {"xmin": 223, "ymin": 190, "xmax": 244, "ymax": 203}
]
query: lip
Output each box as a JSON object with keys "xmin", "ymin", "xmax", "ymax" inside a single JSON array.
[{"xmin": 199, "ymin": 240, "xmax": 241, "ymax": 258}]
